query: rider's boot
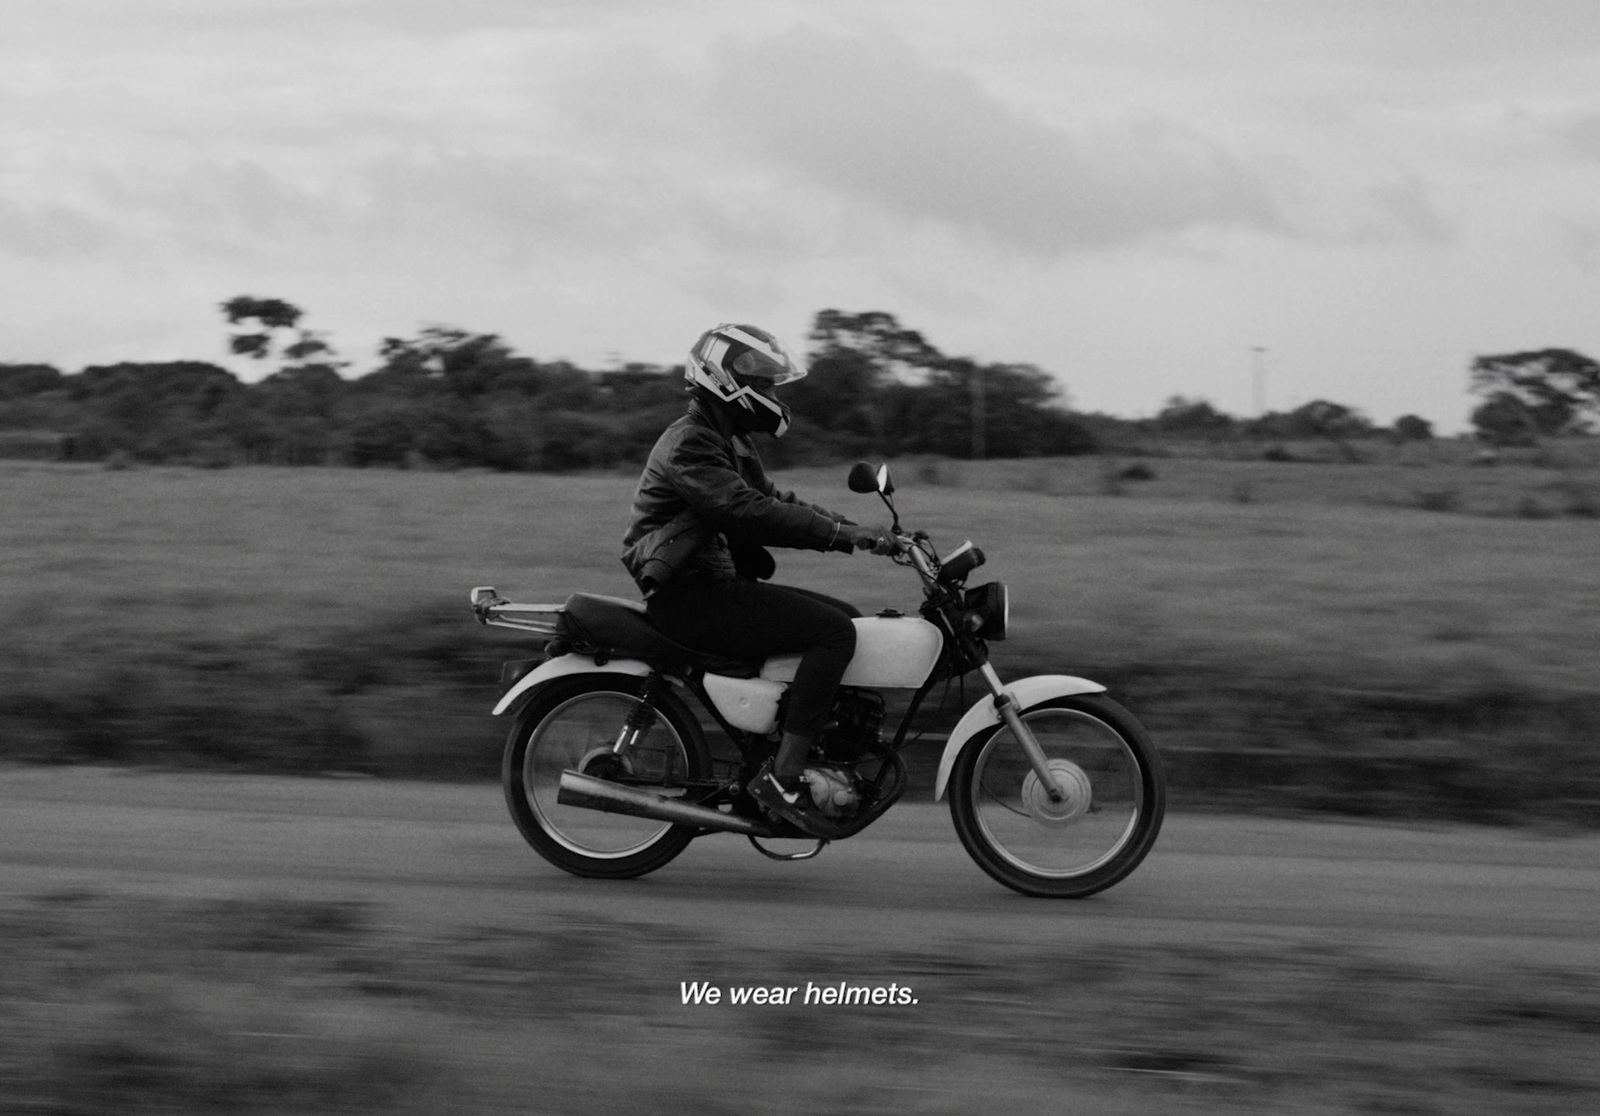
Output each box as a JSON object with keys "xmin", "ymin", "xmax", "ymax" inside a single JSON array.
[
  {"xmin": 773, "ymin": 730, "xmax": 811, "ymax": 778},
  {"xmin": 750, "ymin": 733, "xmax": 840, "ymax": 838}
]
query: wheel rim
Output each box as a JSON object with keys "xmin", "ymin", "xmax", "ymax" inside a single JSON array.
[
  {"xmin": 969, "ymin": 707, "xmax": 1144, "ymax": 879},
  {"xmin": 524, "ymin": 691, "xmax": 691, "ymax": 859}
]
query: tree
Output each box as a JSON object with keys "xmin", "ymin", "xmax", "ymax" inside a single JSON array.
[
  {"xmin": 22, "ymin": 299, "xmax": 1112, "ymax": 469},
  {"xmin": 807, "ymin": 309, "xmax": 943, "ymax": 371},
  {"xmin": 595, "ymin": 364, "xmax": 685, "ymax": 460},
  {"xmin": 220, "ymin": 295, "xmax": 345, "ymax": 375},
  {"xmin": 1286, "ymin": 400, "xmax": 1373, "ymax": 442},
  {"xmin": 0, "ymin": 363, "xmax": 63, "ymax": 400},
  {"xmin": 218, "ymin": 296, "xmax": 351, "ymax": 464},
  {"xmin": 257, "ymin": 364, "xmax": 344, "ymax": 417},
  {"xmin": 0, "ymin": 364, "xmax": 70, "ymax": 435},
  {"xmin": 1469, "ymin": 348, "xmax": 1600, "ymax": 438},
  {"xmin": 1469, "ymin": 392, "xmax": 1541, "ymax": 447},
  {"xmin": 919, "ymin": 359, "xmax": 1081, "ymax": 458},
  {"xmin": 797, "ymin": 309, "xmax": 1096, "ymax": 459},
  {"xmin": 1156, "ymin": 395, "xmax": 1236, "ymax": 437},
  {"xmin": 373, "ymin": 327, "xmax": 534, "ymax": 397},
  {"xmin": 791, "ymin": 310, "xmax": 943, "ymax": 453},
  {"xmin": 1246, "ymin": 400, "xmax": 1374, "ymax": 461},
  {"xmin": 1391, "ymin": 414, "xmax": 1433, "ymax": 441},
  {"xmin": 67, "ymin": 362, "xmax": 243, "ymax": 461}
]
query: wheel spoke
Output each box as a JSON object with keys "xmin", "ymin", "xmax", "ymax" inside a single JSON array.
[
  {"xmin": 524, "ymin": 691, "xmax": 689, "ymax": 860},
  {"xmin": 967, "ymin": 705, "xmax": 1147, "ymax": 881},
  {"xmin": 980, "ymin": 779, "xmax": 1034, "ymax": 819}
]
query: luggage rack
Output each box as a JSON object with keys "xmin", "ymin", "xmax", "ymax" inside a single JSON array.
[{"xmin": 470, "ymin": 586, "xmax": 563, "ymax": 637}]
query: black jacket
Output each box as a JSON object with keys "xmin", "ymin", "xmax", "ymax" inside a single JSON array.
[{"xmin": 621, "ymin": 396, "xmax": 852, "ymax": 596}]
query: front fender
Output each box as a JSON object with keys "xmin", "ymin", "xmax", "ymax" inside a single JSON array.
[
  {"xmin": 932, "ymin": 674, "xmax": 1107, "ymax": 801},
  {"xmin": 491, "ymin": 655, "xmax": 652, "ymax": 716}
]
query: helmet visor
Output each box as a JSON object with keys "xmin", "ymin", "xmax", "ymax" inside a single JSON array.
[{"xmin": 725, "ymin": 329, "xmax": 807, "ymax": 385}]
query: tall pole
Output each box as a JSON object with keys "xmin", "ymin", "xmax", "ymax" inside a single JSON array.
[
  {"xmin": 1250, "ymin": 346, "xmax": 1268, "ymax": 417},
  {"xmin": 970, "ymin": 363, "xmax": 987, "ymax": 459}
]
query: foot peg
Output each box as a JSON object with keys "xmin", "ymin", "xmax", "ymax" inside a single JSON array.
[{"xmin": 747, "ymin": 835, "xmax": 828, "ymax": 861}]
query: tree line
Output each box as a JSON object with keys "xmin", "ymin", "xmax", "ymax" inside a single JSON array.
[
  {"xmin": 0, "ymin": 304, "xmax": 1096, "ymax": 469},
  {"xmin": 0, "ymin": 298, "xmax": 1592, "ymax": 469}
]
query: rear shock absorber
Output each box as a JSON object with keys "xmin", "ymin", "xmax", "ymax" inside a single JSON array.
[{"xmin": 611, "ymin": 671, "xmax": 666, "ymax": 757}]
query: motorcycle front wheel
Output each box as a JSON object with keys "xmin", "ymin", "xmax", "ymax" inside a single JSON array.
[
  {"xmin": 504, "ymin": 674, "xmax": 710, "ymax": 879},
  {"xmin": 948, "ymin": 693, "xmax": 1165, "ymax": 898}
]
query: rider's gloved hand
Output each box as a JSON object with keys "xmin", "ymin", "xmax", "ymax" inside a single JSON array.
[{"xmin": 839, "ymin": 524, "xmax": 898, "ymax": 555}]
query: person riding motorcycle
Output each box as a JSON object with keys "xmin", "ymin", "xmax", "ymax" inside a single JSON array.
[{"xmin": 621, "ymin": 323, "xmax": 894, "ymax": 837}]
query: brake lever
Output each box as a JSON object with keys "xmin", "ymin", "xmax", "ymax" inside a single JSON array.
[{"xmin": 889, "ymin": 529, "xmax": 928, "ymax": 563}]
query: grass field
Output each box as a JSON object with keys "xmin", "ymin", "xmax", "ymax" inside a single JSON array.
[
  {"xmin": 2, "ymin": 892, "xmax": 1595, "ymax": 1115},
  {"xmin": 2, "ymin": 449, "xmax": 1597, "ymax": 822}
]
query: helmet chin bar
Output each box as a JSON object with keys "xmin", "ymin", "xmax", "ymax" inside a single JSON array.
[{"xmin": 734, "ymin": 387, "xmax": 791, "ymax": 437}]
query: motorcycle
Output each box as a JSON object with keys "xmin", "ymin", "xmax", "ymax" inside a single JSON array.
[{"xmin": 469, "ymin": 461, "xmax": 1164, "ymax": 898}]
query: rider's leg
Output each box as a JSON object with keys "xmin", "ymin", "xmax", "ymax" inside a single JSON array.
[
  {"xmin": 780, "ymin": 585, "xmax": 862, "ymax": 620},
  {"xmin": 772, "ymin": 587, "xmax": 860, "ymax": 775},
  {"xmin": 773, "ymin": 731, "xmax": 813, "ymax": 778},
  {"xmin": 771, "ymin": 601, "xmax": 855, "ymax": 774},
  {"xmin": 648, "ymin": 579, "xmax": 857, "ymax": 776}
]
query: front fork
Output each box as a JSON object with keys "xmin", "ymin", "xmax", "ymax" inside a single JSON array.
[
  {"xmin": 978, "ymin": 662, "xmax": 1065, "ymax": 803},
  {"xmin": 910, "ymin": 529, "xmax": 1062, "ymax": 801}
]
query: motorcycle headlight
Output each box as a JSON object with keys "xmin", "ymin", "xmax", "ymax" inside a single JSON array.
[{"xmin": 962, "ymin": 581, "xmax": 1008, "ymax": 641}]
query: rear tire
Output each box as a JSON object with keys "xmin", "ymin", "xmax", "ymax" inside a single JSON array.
[
  {"xmin": 948, "ymin": 693, "xmax": 1165, "ymax": 898},
  {"xmin": 504, "ymin": 674, "xmax": 711, "ymax": 879}
]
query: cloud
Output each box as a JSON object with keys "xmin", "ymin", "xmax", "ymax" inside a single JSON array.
[
  {"xmin": 0, "ymin": 196, "xmax": 114, "ymax": 259},
  {"xmin": 1356, "ymin": 177, "xmax": 1456, "ymax": 246},
  {"xmin": 708, "ymin": 27, "xmax": 1281, "ymax": 254},
  {"xmin": 1558, "ymin": 219, "xmax": 1600, "ymax": 270},
  {"xmin": 1563, "ymin": 113, "xmax": 1600, "ymax": 159},
  {"xmin": 1181, "ymin": 0, "xmax": 1600, "ymax": 71}
]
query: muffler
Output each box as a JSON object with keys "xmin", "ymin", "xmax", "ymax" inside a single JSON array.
[{"xmin": 557, "ymin": 769, "xmax": 765, "ymax": 836}]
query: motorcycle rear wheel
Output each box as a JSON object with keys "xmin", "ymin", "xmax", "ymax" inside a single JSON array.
[
  {"xmin": 504, "ymin": 674, "xmax": 711, "ymax": 879},
  {"xmin": 948, "ymin": 693, "xmax": 1165, "ymax": 898}
]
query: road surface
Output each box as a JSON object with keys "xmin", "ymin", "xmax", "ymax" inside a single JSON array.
[{"xmin": 1, "ymin": 766, "xmax": 1594, "ymax": 967}]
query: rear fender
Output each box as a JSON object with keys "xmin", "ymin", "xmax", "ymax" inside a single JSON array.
[
  {"xmin": 932, "ymin": 675, "xmax": 1107, "ymax": 801},
  {"xmin": 492, "ymin": 656, "xmax": 652, "ymax": 716}
]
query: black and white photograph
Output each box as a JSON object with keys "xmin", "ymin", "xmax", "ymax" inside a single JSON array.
[{"xmin": 1, "ymin": 2, "xmax": 1597, "ymax": 1113}]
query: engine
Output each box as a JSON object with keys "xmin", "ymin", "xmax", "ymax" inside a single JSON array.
[
  {"xmin": 802, "ymin": 764, "xmax": 861, "ymax": 819},
  {"xmin": 777, "ymin": 690, "xmax": 886, "ymax": 821},
  {"xmin": 818, "ymin": 688, "xmax": 885, "ymax": 762}
]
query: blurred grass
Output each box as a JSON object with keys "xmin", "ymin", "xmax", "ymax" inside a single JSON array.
[
  {"xmin": 0, "ymin": 892, "xmax": 1595, "ymax": 1114},
  {"xmin": 1, "ymin": 456, "xmax": 1598, "ymax": 822}
]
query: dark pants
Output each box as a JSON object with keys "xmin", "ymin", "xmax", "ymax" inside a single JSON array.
[{"xmin": 647, "ymin": 579, "xmax": 860, "ymax": 738}]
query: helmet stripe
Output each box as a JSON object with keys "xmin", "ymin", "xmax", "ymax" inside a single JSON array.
[{"xmin": 719, "ymin": 324, "xmax": 779, "ymax": 357}]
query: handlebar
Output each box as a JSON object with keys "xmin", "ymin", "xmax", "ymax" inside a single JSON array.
[
  {"xmin": 886, "ymin": 528, "xmax": 940, "ymax": 585},
  {"xmin": 882, "ymin": 530, "xmax": 982, "ymax": 592},
  {"xmin": 887, "ymin": 529, "xmax": 921, "ymax": 558}
]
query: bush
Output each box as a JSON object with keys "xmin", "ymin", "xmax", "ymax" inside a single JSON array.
[{"xmin": 1414, "ymin": 488, "xmax": 1461, "ymax": 513}]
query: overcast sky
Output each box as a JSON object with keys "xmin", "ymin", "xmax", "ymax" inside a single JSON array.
[{"xmin": 4, "ymin": 0, "xmax": 1600, "ymax": 430}]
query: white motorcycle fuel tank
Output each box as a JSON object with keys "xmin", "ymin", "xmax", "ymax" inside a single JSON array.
[{"xmin": 703, "ymin": 616, "xmax": 943, "ymax": 734}]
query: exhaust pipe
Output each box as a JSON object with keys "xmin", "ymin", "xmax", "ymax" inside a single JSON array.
[{"xmin": 557, "ymin": 769, "xmax": 765, "ymax": 836}]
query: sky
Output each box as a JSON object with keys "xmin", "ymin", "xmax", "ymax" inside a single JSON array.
[{"xmin": 4, "ymin": 1, "xmax": 1600, "ymax": 431}]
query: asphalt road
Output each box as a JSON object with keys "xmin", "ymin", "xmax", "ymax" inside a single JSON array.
[{"xmin": 1, "ymin": 766, "xmax": 1595, "ymax": 968}]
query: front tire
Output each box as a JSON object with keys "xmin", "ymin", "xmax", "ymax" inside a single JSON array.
[
  {"xmin": 948, "ymin": 693, "xmax": 1165, "ymax": 898},
  {"xmin": 503, "ymin": 674, "xmax": 710, "ymax": 879}
]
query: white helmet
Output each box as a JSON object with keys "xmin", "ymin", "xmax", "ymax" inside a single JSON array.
[{"xmin": 685, "ymin": 323, "xmax": 807, "ymax": 437}]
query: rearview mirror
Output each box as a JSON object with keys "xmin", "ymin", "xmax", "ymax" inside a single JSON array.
[
  {"xmin": 847, "ymin": 460, "xmax": 896, "ymax": 496},
  {"xmin": 847, "ymin": 461, "xmax": 880, "ymax": 494},
  {"xmin": 847, "ymin": 460, "xmax": 902, "ymax": 532}
]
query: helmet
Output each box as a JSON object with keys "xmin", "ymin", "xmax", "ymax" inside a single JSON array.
[{"xmin": 685, "ymin": 323, "xmax": 807, "ymax": 437}]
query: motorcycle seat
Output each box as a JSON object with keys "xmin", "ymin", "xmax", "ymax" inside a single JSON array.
[{"xmin": 559, "ymin": 593, "xmax": 760, "ymax": 678}]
